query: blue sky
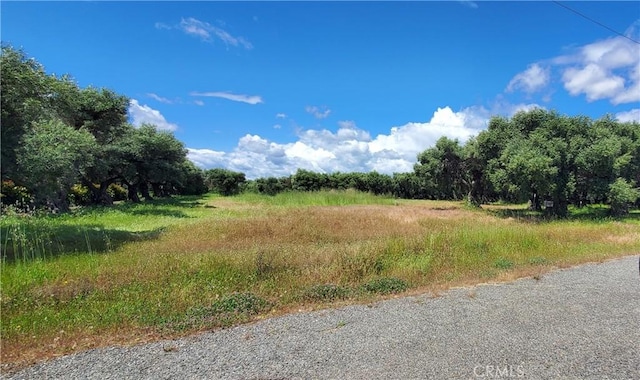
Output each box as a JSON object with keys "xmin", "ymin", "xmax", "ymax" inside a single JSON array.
[{"xmin": 2, "ymin": 1, "xmax": 639, "ymax": 178}]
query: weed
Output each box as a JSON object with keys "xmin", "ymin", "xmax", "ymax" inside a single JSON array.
[
  {"xmin": 528, "ymin": 256, "xmax": 548, "ymax": 265},
  {"xmin": 175, "ymin": 292, "xmax": 271, "ymax": 330},
  {"xmin": 494, "ymin": 258, "xmax": 515, "ymax": 270},
  {"xmin": 361, "ymin": 277, "xmax": 408, "ymax": 295},
  {"xmin": 302, "ymin": 284, "xmax": 350, "ymax": 302}
]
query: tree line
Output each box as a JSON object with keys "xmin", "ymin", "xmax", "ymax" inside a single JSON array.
[
  {"xmin": 2, "ymin": 45, "xmax": 639, "ymax": 216},
  {"xmin": 205, "ymin": 111, "xmax": 640, "ymax": 217}
]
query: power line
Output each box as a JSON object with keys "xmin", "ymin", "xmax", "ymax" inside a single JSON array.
[{"xmin": 552, "ymin": 1, "xmax": 640, "ymax": 45}]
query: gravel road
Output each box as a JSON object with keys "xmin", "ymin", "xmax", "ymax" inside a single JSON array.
[{"xmin": 5, "ymin": 256, "xmax": 640, "ymax": 380}]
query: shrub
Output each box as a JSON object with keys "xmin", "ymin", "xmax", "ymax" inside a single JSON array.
[
  {"xmin": 209, "ymin": 292, "xmax": 270, "ymax": 315},
  {"xmin": 68, "ymin": 184, "xmax": 91, "ymax": 206},
  {"xmin": 176, "ymin": 292, "xmax": 271, "ymax": 330},
  {"xmin": 1, "ymin": 179, "xmax": 33, "ymax": 211},
  {"xmin": 107, "ymin": 183, "xmax": 128, "ymax": 202},
  {"xmin": 302, "ymin": 284, "xmax": 350, "ymax": 302},
  {"xmin": 608, "ymin": 178, "xmax": 639, "ymax": 217},
  {"xmin": 361, "ymin": 277, "xmax": 408, "ymax": 295},
  {"xmin": 494, "ymin": 257, "xmax": 514, "ymax": 269}
]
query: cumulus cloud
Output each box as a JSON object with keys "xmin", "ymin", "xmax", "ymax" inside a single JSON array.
[
  {"xmin": 506, "ymin": 23, "xmax": 639, "ymax": 105},
  {"xmin": 128, "ymin": 99, "xmax": 178, "ymax": 131},
  {"xmin": 616, "ymin": 108, "xmax": 640, "ymax": 123},
  {"xmin": 305, "ymin": 105, "xmax": 331, "ymax": 119},
  {"xmin": 187, "ymin": 105, "xmax": 507, "ymax": 179},
  {"xmin": 506, "ymin": 64, "xmax": 550, "ymax": 94},
  {"xmin": 190, "ymin": 91, "xmax": 263, "ymax": 105},
  {"xmin": 156, "ymin": 17, "xmax": 253, "ymax": 49},
  {"xmin": 556, "ymin": 33, "xmax": 639, "ymax": 104}
]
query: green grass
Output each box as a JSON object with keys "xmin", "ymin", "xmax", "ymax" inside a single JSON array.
[
  {"xmin": 1, "ymin": 191, "xmax": 639, "ymax": 368},
  {"xmin": 233, "ymin": 189, "xmax": 396, "ymax": 207}
]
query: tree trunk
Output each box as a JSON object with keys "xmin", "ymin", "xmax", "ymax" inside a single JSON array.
[
  {"xmin": 529, "ymin": 191, "xmax": 541, "ymax": 211},
  {"xmin": 140, "ymin": 181, "xmax": 152, "ymax": 201},
  {"xmin": 126, "ymin": 182, "xmax": 140, "ymax": 203}
]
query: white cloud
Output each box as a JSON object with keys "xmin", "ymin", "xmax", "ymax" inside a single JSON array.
[
  {"xmin": 305, "ymin": 105, "xmax": 331, "ymax": 119},
  {"xmin": 562, "ymin": 64, "xmax": 625, "ymax": 101},
  {"xmin": 555, "ymin": 34, "xmax": 639, "ymax": 105},
  {"xmin": 194, "ymin": 100, "xmax": 205, "ymax": 106},
  {"xmin": 506, "ymin": 64, "xmax": 550, "ymax": 94},
  {"xmin": 157, "ymin": 17, "xmax": 253, "ymax": 49},
  {"xmin": 506, "ymin": 23, "xmax": 640, "ymax": 105},
  {"xmin": 187, "ymin": 105, "xmax": 502, "ymax": 179},
  {"xmin": 147, "ymin": 93, "xmax": 173, "ymax": 104},
  {"xmin": 190, "ymin": 91, "xmax": 263, "ymax": 105},
  {"xmin": 128, "ymin": 99, "xmax": 178, "ymax": 132},
  {"xmin": 276, "ymin": 113, "xmax": 287, "ymax": 119},
  {"xmin": 273, "ymin": 124, "xmax": 282, "ymax": 129},
  {"xmin": 616, "ymin": 108, "xmax": 640, "ymax": 123}
]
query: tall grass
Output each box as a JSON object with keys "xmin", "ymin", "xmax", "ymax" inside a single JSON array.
[
  {"xmin": 2, "ymin": 192, "xmax": 639, "ymax": 370},
  {"xmin": 234, "ymin": 189, "xmax": 396, "ymax": 207}
]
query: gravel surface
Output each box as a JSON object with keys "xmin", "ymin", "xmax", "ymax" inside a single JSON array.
[{"xmin": 5, "ymin": 256, "xmax": 640, "ymax": 380}]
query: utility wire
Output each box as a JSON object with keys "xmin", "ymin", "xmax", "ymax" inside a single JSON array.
[{"xmin": 552, "ymin": 1, "xmax": 640, "ymax": 45}]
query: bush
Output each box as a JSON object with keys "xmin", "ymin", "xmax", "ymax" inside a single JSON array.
[
  {"xmin": 494, "ymin": 257, "xmax": 514, "ymax": 269},
  {"xmin": 107, "ymin": 183, "xmax": 128, "ymax": 202},
  {"xmin": 302, "ymin": 284, "xmax": 350, "ymax": 302},
  {"xmin": 361, "ymin": 277, "xmax": 408, "ymax": 295},
  {"xmin": 1, "ymin": 180, "xmax": 33, "ymax": 211},
  {"xmin": 68, "ymin": 184, "xmax": 91, "ymax": 206},
  {"xmin": 608, "ymin": 178, "xmax": 639, "ymax": 217}
]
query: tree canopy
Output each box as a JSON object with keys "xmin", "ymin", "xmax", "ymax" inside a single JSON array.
[{"xmin": 1, "ymin": 45, "xmax": 206, "ymax": 211}]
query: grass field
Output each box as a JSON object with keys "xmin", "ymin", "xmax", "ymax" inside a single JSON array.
[{"xmin": 2, "ymin": 191, "xmax": 639, "ymax": 371}]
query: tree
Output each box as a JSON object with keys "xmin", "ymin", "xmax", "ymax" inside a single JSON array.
[
  {"xmin": 72, "ymin": 88, "xmax": 131, "ymax": 205},
  {"xmin": 414, "ymin": 137, "xmax": 467, "ymax": 200},
  {"xmin": 17, "ymin": 119, "xmax": 96, "ymax": 211},
  {"xmin": 608, "ymin": 178, "xmax": 639, "ymax": 217},
  {"xmin": 204, "ymin": 168, "xmax": 246, "ymax": 196},
  {"xmin": 173, "ymin": 160, "xmax": 208, "ymax": 196},
  {"xmin": 1, "ymin": 45, "xmax": 55, "ymax": 180},
  {"xmin": 256, "ymin": 177, "xmax": 286, "ymax": 196}
]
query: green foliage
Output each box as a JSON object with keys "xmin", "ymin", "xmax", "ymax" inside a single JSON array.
[
  {"xmin": 256, "ymin": 176, "xmax": 286, "ymax": 195},
  {"xmin": 302, "ymin": 284, "xmax": 350, "ymax": 302},
  {"xmin": 608, "ymin": 178, "xmax": 640, "ymax": 217},
  {"xmin": 178, "ymin": 292, "xmax": 271, "ymax": 329},
  {"xmin": 415, "ymin": 137, "xmax": 468, "ymax": 200},
  {"xmin": 107, "ymin": 183, "xmax": 127, "ymax": 202},
  {"xmin": 1, "ymin": 180, "xmax": 33, "ymax": 211},
  {"xmin": 204, "ymin": 168, "xmax": 246, "ymax": 196},
  {"xmin": 68, "ymin": 184, "xmax": 91, "ymax": 206},
  {"xmin": 494, "ymin": 258, "xmax": 515, "ymax": 270},
  {"xmin": 361, "ymin": 277, "xmax": 408, "ymax": 295},
  {"xmin": 18, "ymin": 119, "xmax": 97, "ymax": 211},
  {"xmin": 1, "ymin": 46, "xmax": 199, "ymax": 211}
]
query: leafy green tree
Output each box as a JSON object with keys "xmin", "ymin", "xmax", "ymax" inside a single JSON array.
[
  {"xmin": 392, "ymin": 172, "xmax": 423, "ymax": 199},
  {"xmin": 1, "ymin": 45, "xmax": 54, "ymax": 180},
  {"xmin": 17, "ymin": 119, "xmax": 96, "ymax": 211},
  {"xmin": 291, "ymin": 169, "xmax": 329, "ymax": 192},
  {"xmin": 205, "ymin": 168, "xmax": 246, "ymax": 196},
  {"xmin": 415, "ymin": 137, "xmax": 467, "ymax": 200},
  {"xmin": 173, "ymin": 160, "xmax": 208, "ymax": 196},
  {"xmin": 256, "ymin": 177, "xmax": 285, "ymax": 195},
  {"xmin": 608, "ymin": 178, "xmax": 639, "ymax": 216}
]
